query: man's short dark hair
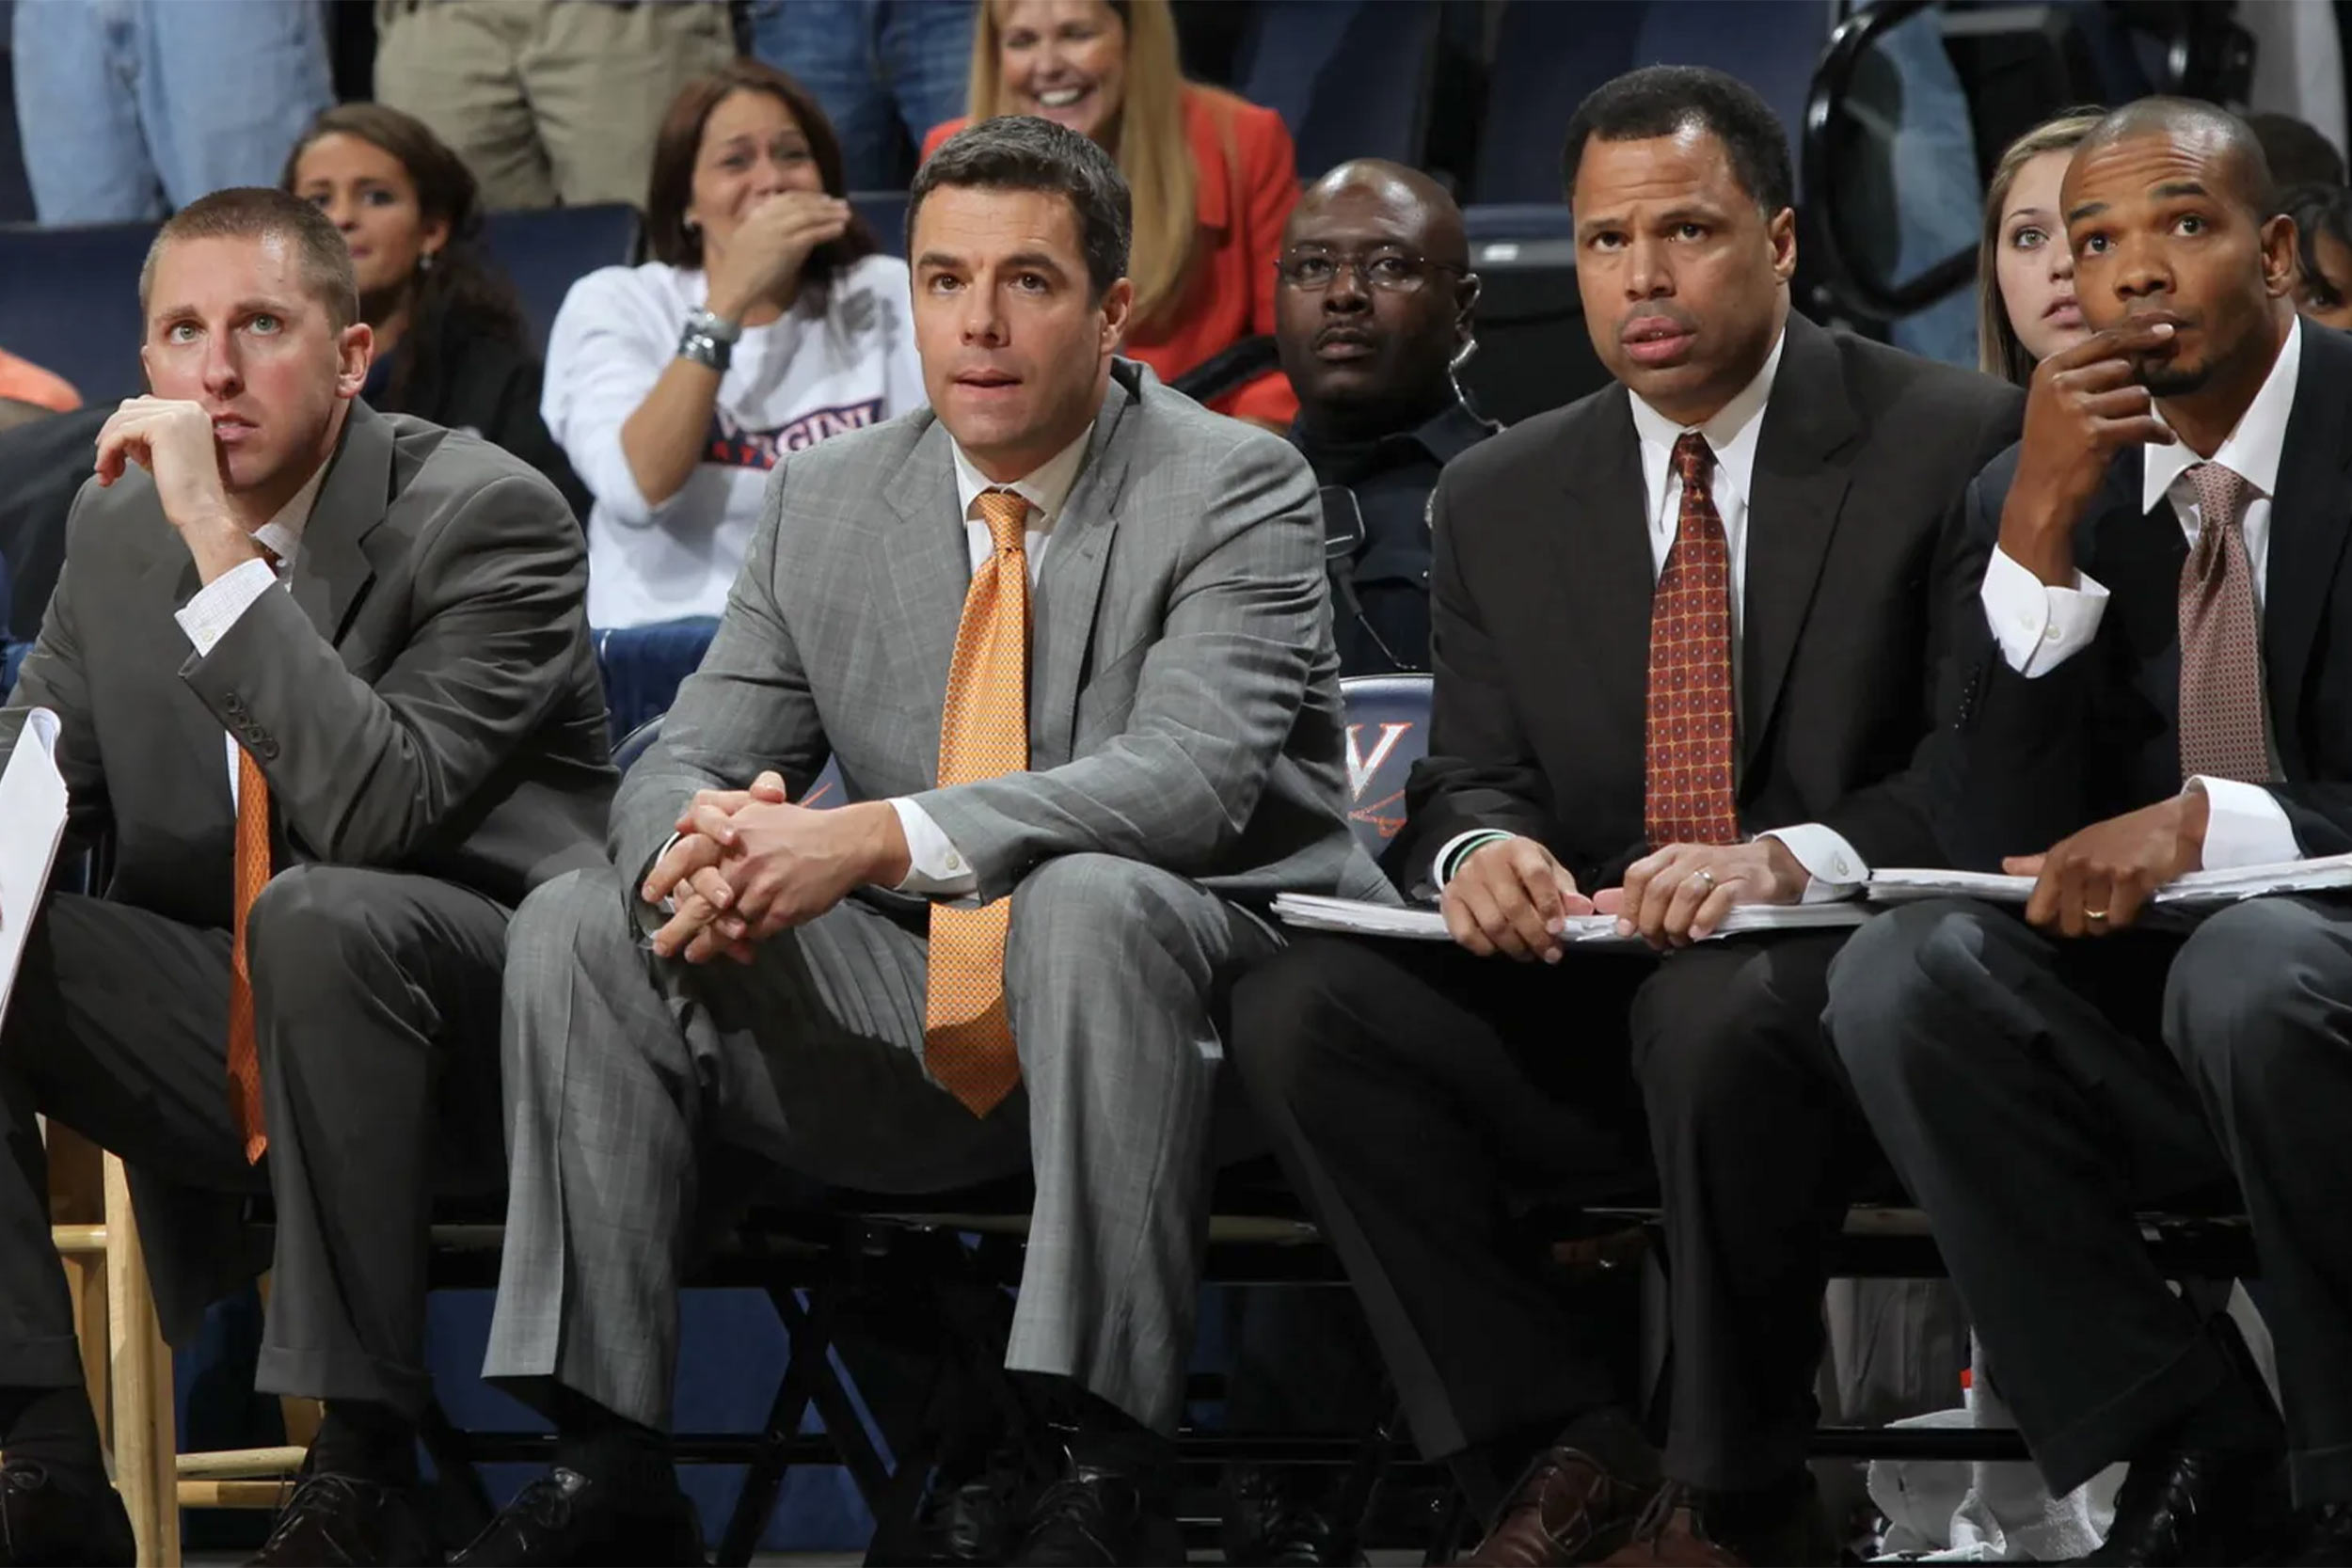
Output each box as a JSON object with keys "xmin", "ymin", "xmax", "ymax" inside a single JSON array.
[
  {"xmin": 2077, "ymin": 99, "xmax": 2278, "ymax": 225},
  {"xmin": 139, "ymin": 186, "xmax": 359, "ymax": 331},
  {"xmin": 907, "ymin": 116, "xmax": 1132, "ymax": 300},
  {"xmin": 1560, "ymin": 65, "xmax": 1795, "ymax": 216}
]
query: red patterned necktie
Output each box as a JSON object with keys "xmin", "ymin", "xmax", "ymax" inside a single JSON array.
[
  {"xmin": 2177, "ymin": 461, "xmax": 2271, "ymax": 784},
  {"xmin": 1644, "ymin": 432, "xmax": 1740, "ymax": 847}
]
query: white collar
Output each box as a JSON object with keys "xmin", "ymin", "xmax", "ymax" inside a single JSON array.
[
  {"xmin": 2142, "ymin": 314, "xmax": 2302, "ymax": 513},
  {"xmin": 950, "ymin": 423, "xmax": 1095, "ymax": 523},
  {"xmin": 1627, "ymin": 325, "xmax": 1786, "ymax": 504},
  {"xmin": 252, "ymin": 459, "xmax": 327, "ymax": 567}
]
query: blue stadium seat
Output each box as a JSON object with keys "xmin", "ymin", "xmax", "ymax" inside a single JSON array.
[
  {"xmin": 479, "ymin": 202, "xmax": 642, "ymax": 357},
  {"xmin": 1337, "ymin": 673, "xmax": 1431, "ymax": 858},
  {"xmin": 0, "ymin": 219, "xmax": 157, "ymax": 404},
  {"xmin": 1472, "ymin": 0, "xmax": 1830, "ymax": 205},
  {"xmin": 850, "ymin": 191, "xmax": 909, "ymax": 258},
  {"xmin": 1232, "ymin": 0, "xmax": 1443, "ymax": 177},
  {"xmin": 595, "ymin": 617, "xmax": 720, "ymax": 742}
]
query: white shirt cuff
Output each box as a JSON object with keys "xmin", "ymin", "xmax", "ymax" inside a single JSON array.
[
  {"xmin": 1434, "ymin": 830, "xmax": 1516, "ymax": 890},
  {"xmin": 1757, "ymin": 824, "xmax": 1868, "ymax": 901},
  {"xmin": 1981, "ymin": 546, "xmax": 2109, "ymax": 677},
  {"xmin": 890, "ymin": 797, "xmax": 977, "ymax": 896},
  {"xmin": 173, "ymin": 557, "xmax": 279, "ymax": 657},
  {"xmin": 2189, "ymin": 777, "xmax": 2300, "ymax": 870}
]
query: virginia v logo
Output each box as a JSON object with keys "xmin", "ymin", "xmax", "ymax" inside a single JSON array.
[{"xmin": 1345, "ymin": 722, "xmax": 1414, "ymax": 801}]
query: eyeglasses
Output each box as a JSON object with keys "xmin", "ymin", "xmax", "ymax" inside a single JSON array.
[{"xmin": 1275, "ymin": 247, "xmax": 1468, "ymax": 293}]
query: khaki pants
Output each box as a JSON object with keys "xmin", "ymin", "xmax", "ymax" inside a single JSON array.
[{"xmin": 373, "ymin": 0, "xmax": 737, "ymax": 210}]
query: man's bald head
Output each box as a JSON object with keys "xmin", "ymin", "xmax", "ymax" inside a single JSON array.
[
  {"xmin": 1276, "ymin": 159, "xmax": 1480, "ymax": 435},
  {"xmin": 1288, "ymin": 160, "xmax": 1469, "ymax": 269},
  {"xmin": 2070, "ymin": 98, "xmax": 2277, "ymax": 225}
]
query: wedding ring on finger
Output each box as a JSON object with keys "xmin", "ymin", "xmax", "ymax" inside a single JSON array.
[
  {"xmin": 1692, "ymin": 869, "xmax": 1717, "ymax": 893},
  {"xmin": 2085, "ymin": 907, "xmax": 2110, "ymax": 924}
]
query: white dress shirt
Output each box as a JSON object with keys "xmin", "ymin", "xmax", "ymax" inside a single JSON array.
[
  {"xmin": 1979, "ymin": 316, "xmax": 2303, "ymax": 868},
  {"xmin": 172, "ymin": 466, "xmax": 327, "ymax": 806},
  {"xmin": 886, "ymin": 424, "xmax": 1095, "ymax": 897},
  {"xmin": 1438, "ymin": 330, "xmax": 1870, "ymax": 900}
]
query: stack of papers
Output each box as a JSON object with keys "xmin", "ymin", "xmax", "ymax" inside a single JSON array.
[
  {"xmin": 1270, "ymin": 894, "xmax": 1869, "ymax": 946},
  {"xmin": 0, "ymin": 709, "xmax": 70, "ymax": 1029},
  {"xmin": 1868, "ymin": 850, "xmax": 2352, "ymax": 908}
]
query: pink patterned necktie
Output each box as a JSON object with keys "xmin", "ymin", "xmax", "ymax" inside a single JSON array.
[
  {"xmin": 2177, "ymin": 461, "xmax": 2271, "ymax": 784},
  {"xmin": 1644, "ymin": 433, "xmax": 1740, "ymax": 847}
]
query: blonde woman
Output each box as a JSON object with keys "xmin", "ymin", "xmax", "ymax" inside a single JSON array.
[
  {"xmin": 1978, "ymin": 111, "xmax": 2105, "ymax": 385},
  {"xmin": 926, "ymin": 0, "xmax": 1299, "ymax": 430}
]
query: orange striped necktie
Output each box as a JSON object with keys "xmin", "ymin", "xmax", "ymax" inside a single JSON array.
[
  {"xmin": 924, "ymin": 489, "xmax": 1031, "ymax": 1116},
  {"xmin": 226, "ymin": 540, "xmax": 283, "ymax": 1164}
]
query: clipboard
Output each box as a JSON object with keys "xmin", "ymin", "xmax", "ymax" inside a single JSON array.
[{"xmin": 0, "ymin": 708, "xmax": 70, "ymax": 1031}]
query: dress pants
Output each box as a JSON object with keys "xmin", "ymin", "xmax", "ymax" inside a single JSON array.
[
  {"xmin": 0, "ymin": 866, "xmax": 508, "ymax": 1414},
  {"xmin": 1827, "ymin": 896, "xmax": 2352, "ymax": 1503},
  {"xmin": 1231, "ymin": 930, "xmax": 1872, "ymax": 1493},
  {"xmin": 481, "ymin": 853, "xmax": 1279, "ymax": 1436}
]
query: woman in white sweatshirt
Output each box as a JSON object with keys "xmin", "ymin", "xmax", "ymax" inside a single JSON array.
[{"xmin": 547, "ymin": 59, "xmax": 924, "ymax": 629}]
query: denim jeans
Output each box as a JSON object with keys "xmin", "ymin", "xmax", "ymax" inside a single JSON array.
[
  {"xmin": 10, "ymin": 0, "xmax": 332, "ymax": 224},
  {"xmin": 749, "ymin": 0, "xmax": 976, "ymax": 189}
]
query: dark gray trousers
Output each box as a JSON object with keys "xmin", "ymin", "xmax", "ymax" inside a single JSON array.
[
  {"xmin": 0, "ymin": 866, "xmax": 507, "ymax": 1416},
  {"xmin": 1826, "ymin": 896, "xmax": 2352, "ymax": 1504}
]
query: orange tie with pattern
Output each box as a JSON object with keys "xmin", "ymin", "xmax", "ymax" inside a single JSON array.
[
  {"xmin": 1644, "ymin": 432, "xmax": 1740, "ymax": 848},
  {"xmin": 228, "ymin": 745, "xmax": 271, "ymax": 1162},
  {"xmin": 925, "ymin": 489, "xmax": 1031, "ymax": 1116}
]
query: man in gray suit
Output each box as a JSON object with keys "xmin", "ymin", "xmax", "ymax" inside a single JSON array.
[
  {"xmin": 0, "ymin": 189, "xmax": 612, "ymax": 1568},
  {"xmin": 464, "ymin": 117, "xmax": 1379, "ymax": 1568}
]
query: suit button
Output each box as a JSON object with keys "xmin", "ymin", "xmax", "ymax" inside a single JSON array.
[
  {"xmin": 260, "ymin": 740, "xmax": 281, "ymax": 761},
  {"xmin": 225, "ymin": 694, "xmax": 246, "ymax": 714}
]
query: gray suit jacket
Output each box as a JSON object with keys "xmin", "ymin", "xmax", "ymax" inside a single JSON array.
[
  {"xmin": 0, "ymin": 402, "xmax": 614, "ymax": 1338},
  {"xmin": 2, "ymin": 402, "xmax": 615, "ymax": 925},
  {"xmin": 613, "ymin": 358, "xmax": 1386, "ymax": 908}
]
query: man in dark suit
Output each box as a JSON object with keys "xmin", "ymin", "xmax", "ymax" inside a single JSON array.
[
  {"xmin": 1276, "ymin": 158, "xmax": 1498, "ymax": 675},
  {"xmin": 0, "ymin": 188, "xmax": 612, "ymax": 1567},
  {"xmin": 1828, "ymin": 100, "xmax": 2352, "ymax": 1568},
  {"xmin": 1232, "ymin": 67, "xmax": 2022, "ymax": 1568}
]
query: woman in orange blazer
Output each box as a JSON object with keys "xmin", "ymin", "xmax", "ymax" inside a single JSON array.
[{"xmin": 923, "ymin": 0, "xmax": 1299, "ymax": 431}]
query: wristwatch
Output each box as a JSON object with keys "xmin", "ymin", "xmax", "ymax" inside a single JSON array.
[{"xmin": 677, "ymin": 308, "xmax": 741, "ymax": 372}]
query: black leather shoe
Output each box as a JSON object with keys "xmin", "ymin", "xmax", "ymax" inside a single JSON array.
[
  {"xmin": 448, "ymin": 1466, "xmax": 705, "ymax": 1567},
  {"xmin": 246, "ymin": 1470, "xmax": 438, "ymax": 1566},
  {"xmin": 0, "ymin": 1461, "xmax": 135, "ymax": 1567},
  {"xmin": 1008, "ymin": 1435, "xmax": 1184, "ymax": 1567},
  {"xmin": 2270, "ymin": 1500, "xmax": 2352, "ymax": 1566},
  {"xmin": 1220, "ymin": 1465, "xmax": 1359, "ymax": 1566},
  {"xmin": 2073, "ymin": 1448, "xmax": 2290, "ymax": 1564},
  {"xmin": 882, "ymin": 1462, "xmax": 1038, "ymax": 1565}
]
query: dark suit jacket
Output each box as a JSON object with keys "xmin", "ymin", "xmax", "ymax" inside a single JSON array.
[
  {"xmin": 0, "ymin": 402, "xmax": 616, "ymax": 926},
  {"xmin": 1393, "ymin": 311, "xmax": 2025, "ymax": 896},
  {"xmin": 0, "ymin": 401, "xmax": 615, "ymax": 1338},
  {"xmin": 1940, "ymin": 321, "xmax": 2352, "ymax": 868}
]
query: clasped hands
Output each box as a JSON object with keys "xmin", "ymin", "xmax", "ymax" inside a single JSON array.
[
  {"xmin": 641, "ymin": 777, "xmax": 913, "ymax": 963},
  {"xmin": 1441, "ymin": 834, "xmax": 1809, "ymax": 959}
]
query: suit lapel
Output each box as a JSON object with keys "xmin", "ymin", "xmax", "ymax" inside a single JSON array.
[
  {"xmin": 1547, "ymin": 389, "xmax": 1655, "ymax": 747},
  {"xmin": 290, "ymin": 402, "xmax": 394, "ymax": 644},
  {"xmin": 2263, "ymin": 325, "xmax": 2352, "ymax": 764},
  {"xmin": 1031, "ymin": 369, "xmax": 1138, "ymax": 768},
  {"xmin": 1740, "ymin": 314, "xmax": 1860, "ymax": 771},
  {"xmin": 878, "ymin": 418, "xmax": 971, "ymax": 768}
]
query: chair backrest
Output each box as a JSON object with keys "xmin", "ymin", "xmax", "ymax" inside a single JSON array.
[
  {"xmin": 850, "ymin": 191, "xmax": 910, "ymax": 259},
  {"xmin": 1233, "ymin": 0, "xmax": 1443, "ymax": 177},
  {"xmin": 594, "ymin": 618, "xmax": 721, "ymax": 743},
  {"xmin": 1472, "ymin": 0, "xmax": 1829, "ymax": 206},
  {"xmin": 0, "ymin": 220, "xmax": 157, "ymax": 404},
  {"xmin": 479, "ymin": 203, "xmax": 643, "ymax": 357},
  {"xmin": 1454, "ymin": 208, "xmax": 1611, "ymax": 425},
  {"xmin": 1338, "ymin": 673, "xmax": 1433, "ymax": 857}
]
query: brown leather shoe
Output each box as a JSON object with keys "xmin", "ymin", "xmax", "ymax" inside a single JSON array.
[
  {"xmin": 1599, "ymin": 1478, "xmax": 1840, "ymax": 1568},
  {"xmin": 1458, "ymin": 1434, "xmax": 1661, "ymax": 1566}
]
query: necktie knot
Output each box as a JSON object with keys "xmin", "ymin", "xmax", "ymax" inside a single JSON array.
[
  {"xmin": 977, "ymin": 490, "xmax": 1028, "ymax": 556},
  {"xmin": 2187, "ymin": 461, "xmax": 2249, "ymax": 540},
  {"xmin": 1672, "ymin": 432, "xmax": 1714, "ymax": 494}
]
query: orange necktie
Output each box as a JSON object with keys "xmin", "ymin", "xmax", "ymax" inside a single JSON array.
[
  {"xmin": 228, "ymin": 744, "xmax": 271, "ymax": 1162},
  {"xmin": 925, "ymin": 490, "xmax": 1031, "ymax": 1116}
]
